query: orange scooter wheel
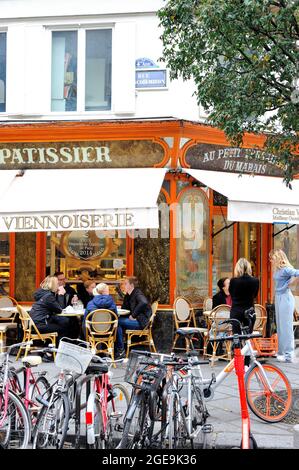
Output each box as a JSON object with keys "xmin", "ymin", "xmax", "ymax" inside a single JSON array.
[{"xmin": 245, "ymin": 364, "xmax": 292, "ymax": 422}]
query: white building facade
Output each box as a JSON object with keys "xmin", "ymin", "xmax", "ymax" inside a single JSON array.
[{"xmin": 0, "ymin": 0, "xmax": 203, "ymax": 122}]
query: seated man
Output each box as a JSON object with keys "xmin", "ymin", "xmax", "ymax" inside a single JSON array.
[
  {"xmin": 78, "ymin": 280, "xmax": 96, "ymax": 308},
  {"xmin": 54, "ymin": 271, "xmax": 78, "ymax": 309},
  {"xmin": 83, "ymin": 283, "xmax": 118, "ymax": 335},
  {"xmin": 115, "ymin": 277, "xmax": 151, "ymax": 358}
]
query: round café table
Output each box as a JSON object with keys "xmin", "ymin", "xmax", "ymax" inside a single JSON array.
[{"xmin": 117, "ymin": 308, "xmax": 130, "ymax": 316}]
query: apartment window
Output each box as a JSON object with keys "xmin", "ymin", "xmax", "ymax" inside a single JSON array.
[
  {"xmin": 85, "ymin": 30, "xmax": 112, "ymax": 111},
  {"xmin": 51, "ymin": 31, "xmax": 78, "ymax": 112},
  {"xmin": 0, "ymin": 33, "xmax": 7, "ymax": 113},
  {"xmin": 51, "ymin": 28, "xmax": 112, "ymax": 112}
]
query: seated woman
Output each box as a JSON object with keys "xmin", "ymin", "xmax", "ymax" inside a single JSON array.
[
  {"xmin": 212, "ymin": 277, "xmax": 232, "ymax": 309},
  {"xmin": 30, "ymin": 276, "xmax": 71, "ymax": 353},
  {"xmin": 83, "ymin": 283, "xmax": 118, "ymax": 333}
]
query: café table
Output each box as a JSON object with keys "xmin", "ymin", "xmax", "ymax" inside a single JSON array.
[
  {"xmin": 0, "ymin": 304, "xmax": 32, "ymax": 314},
  {"xmin": 117, "ymin": 308, "xmax": 130, "ymax": 316}
]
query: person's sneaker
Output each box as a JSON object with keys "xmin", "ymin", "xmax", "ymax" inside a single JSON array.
[
  {"xmin": 276, "ymin": 355, "xmax": 285, "ymax": 362},
  {"xmin": 115, "ymin": 349, "xmax": 126, "ymax": 359},
  {"xmin": 285, "ymin": 356, "xmax": 297, "ymax": 363}
]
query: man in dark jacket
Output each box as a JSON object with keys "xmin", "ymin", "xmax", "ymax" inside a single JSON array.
[
  {"xmin": 54, "ymin": 271, "xmax": 78, "ymax": 308},
  {"xmin": 83, "ymin": 283, "xmax": 118, "ymax": 335},
  {"xmin": 78, "ymin": 280, "xmax": 96, "ymax": 308},
  {"xmin": 115, "ymin": 277, "xmax": 151, "ymax": 358}
]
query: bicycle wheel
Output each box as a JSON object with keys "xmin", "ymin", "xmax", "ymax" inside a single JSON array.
[
  {"xmin": 32, "ymin": 392, "xmax": 70, "ymax": 449},
  {"xmin": 191, "ymin": 385, "xmax": 209, "ymax": 449},
  {"xmin": 245, "ymin": 363, "xmax": 292, "ymax": 422},
  {"xmin": 106, "ymin": 383, "xmax": 130, "ymax": 448},
  {"xmin": 168, "ymin": 392, "xmax": 187, "ymax": 449},
  {"xmin": 118, "ymin": 394, "xmax": 151, "ymax": 449},
  {"xmin": 88, "ymin": 396, "xmax": 105, "ymax": 449},
  {"xmin": 29, "ymin": 376, "xmax": 51, "ymax": 424},
  {"xmin": 0, "ymin": 390, "xmax": 31, "ymax": 449}
]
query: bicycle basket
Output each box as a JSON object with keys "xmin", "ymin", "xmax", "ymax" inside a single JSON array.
[
  {"xmin": 124, "ymin": 351, "xmax": 165, "ymax": 390},
  {"xmin": 124, "ymin": 350, "xmax": 144, "ymax": 384},
  {"xmin": 251, "ymin": 334, "xmax": 278, "ymax": 357},
  {"xmin": 55, "ymin": 339, "xmax": 93, "ymax": 374}
]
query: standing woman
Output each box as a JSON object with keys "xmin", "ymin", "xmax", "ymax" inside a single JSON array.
[
  {"xmin": 229, "ymin": 258, "xmax": 259, "ymax": 333},
  {"xmin": 269, "ymin": 249, "xmax": 299, "ymax": 363}
]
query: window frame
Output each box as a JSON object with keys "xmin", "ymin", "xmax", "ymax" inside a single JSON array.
[
  {"xmin": 49, "ymin": 25, "xmax": 114, "ymax": 114},
  {"xmin": 0, "ymin": 30, "xmax": 7, "ymax": 114}
]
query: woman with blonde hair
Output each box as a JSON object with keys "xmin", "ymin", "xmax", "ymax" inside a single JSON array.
[
  {"xmin": 269, "ymin": 249, "xmax": 299, "ymax": 363},
  {"xmin": 229, "ymin": 258, "xmax": 259, "ymax": 365},
  {"xmin": 30, "ymin": 275, "xmax": 71, "ymax": 354}
]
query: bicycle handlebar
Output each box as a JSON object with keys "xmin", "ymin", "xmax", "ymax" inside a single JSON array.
[{"xmin": 213, "ymin": 332, "xmax": 262, "ymax": 343}]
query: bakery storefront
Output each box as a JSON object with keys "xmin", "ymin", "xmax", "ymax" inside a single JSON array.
[{"xmin": 0, "ymin": 120, "xmax": 298, "ymax": 349}]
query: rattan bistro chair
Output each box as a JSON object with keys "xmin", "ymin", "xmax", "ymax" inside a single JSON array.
[
  {"xmin": 85, "ymin": 309, "xmax": 118, "ymax": 363},
  {"xmin": 205, "ymin": 304, "xmax": 232, "ymax": 365},
  {"xmin": 126, "ymin": 301, "xmax": 159, "ymax": 358},
  {"xmin": 203, "ymin": 297, "xmax": 213, "ymax": 313},
  {"xmin": 253, "ymin": 304, "xmax": 267, "ymax": 337},
  {"xmin": 16, "ymin": 305, "xmax": 57, "ymax": 360},
  {"xmin": 172, "ymin": 297, "xmax": 208, "ymax": 353},
  {"xmin": 0, "ymin": 295, "xmax": 18, "ymax": 348}
]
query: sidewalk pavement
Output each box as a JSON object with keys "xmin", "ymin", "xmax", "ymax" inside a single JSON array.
[{"xmin": 25, "ymin": 355, "xmax": 299, "ymax": 449}]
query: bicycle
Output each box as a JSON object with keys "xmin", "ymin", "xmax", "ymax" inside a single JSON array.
[
  {"xmin": 161, "ymin": 349, "xmax": 212, "ymax": 449},
  {"xmin": 85, "ymin": 355, "xmax": 130, "ymax": 449},
  {"xmin": 9, "ymin": 355, "xmax": 50, "ymax": 427},
  {"xmin": 177, "ymin": 323, "xmax": 293, "ymax": 423},
  {"xmin": 32, "ymin": 337, "xmax": 94, "ymax": 449},
  {"xmin": 118, "ymin": 351, "xmax": 169, "ymax": 449},
  {"xmin": 0, "ymin": 342, "xmax": 32, "ymax": 449},
  {"xmin": 213, "ymin": 319, "xmax": 260, "ymax": 449}
]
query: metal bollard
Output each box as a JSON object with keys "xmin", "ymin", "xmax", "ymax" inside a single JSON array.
[{"xmin": 293, "ymin": 425, "xmax": 299, "ymax": 449}]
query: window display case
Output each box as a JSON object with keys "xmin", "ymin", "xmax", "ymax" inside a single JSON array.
[{"xmin": 46, "ymin": 230, "xmax": 127, "ymax": 303}]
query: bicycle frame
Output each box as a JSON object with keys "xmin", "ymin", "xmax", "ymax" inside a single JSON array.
[
  {"xmin": 86, "ymin": 370, "xmax": 115, "ymax": 445},
  {"xmin": 203, "ymin": 340, "xmax": 274, "ymax": 398}
]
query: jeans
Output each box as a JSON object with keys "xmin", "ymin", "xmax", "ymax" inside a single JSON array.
[
  {"xmin": 275, "ymin": 290, "xmax": 295, "ymax": 361},
  {"xmin": 116, "ymin": 317, "xmax": 141, "ymax": 351},
  {"xmin": 35, "ymin": 316, "xmax": 71, "ymax": 345}
]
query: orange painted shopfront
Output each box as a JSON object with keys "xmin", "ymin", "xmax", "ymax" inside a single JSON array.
[{"xmin": 0, "ymin": 119, "xmax": 291, "ymax": 308}]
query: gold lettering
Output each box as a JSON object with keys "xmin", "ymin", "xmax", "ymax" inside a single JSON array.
[
  {"xmin": 81, "ymin": 147, "xmax": 95, "ymax": 163},
  {"xmin": 11, "ymin": 149, "xmax": 24, "ymax": 164},
  {"xmin": 37, "ymin": 148, "xmax": 46, "ymax": 164},
  {"xmin": 60, "ymin": 147, "xmax": 73, "ymax": 163},
  {"xmin": 23, "ymin": 148, "xmax": 37, "ymax": 164},
  {"xmin": 2, "ymin": 217, "xmax": 14, "ymax": 230},
  {"xmin": 96, "ymin": 147, "xmax": 111, "ymax": 163},
  {"xmin": 125, "ymin": 213, "xmax": 134, "ymax": 227},
  {"xmin": 73, "ymin": 147, "xmax": 81, "ymax": 163},
  {"xmin": 0, "ymin": 149, "xmax": 11, "ymax": 164},
  {"xmin": 79, "ymin": 214, "xmax": 90, "ymax": 229},
  {"xmin": 46, "ymin": 148, "xmax": 59, "ymax": 164}
]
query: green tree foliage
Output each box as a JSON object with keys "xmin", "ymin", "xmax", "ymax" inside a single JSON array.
[{"xmin": 158, "ymin": 0, "xmax": 299, "ymax": 184}]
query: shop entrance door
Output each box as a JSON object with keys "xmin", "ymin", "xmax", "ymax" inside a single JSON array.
[{"xmin": 238, "ymin": 223, "xmax": 261, "ymax": 279}]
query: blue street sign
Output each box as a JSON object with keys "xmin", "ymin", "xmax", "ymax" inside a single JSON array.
[{"xmin": 135, "ymin": 69, "xmax": 167, "ymax": 89}]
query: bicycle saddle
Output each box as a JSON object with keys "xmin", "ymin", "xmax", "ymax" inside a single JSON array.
[
  {"xmin": 176, "ymin": 328, "xmax": 201, "ymax": 336},
  {"xmin": 86, "ymin": 363, "xmax": 109, "ymax": 375},
  {"xmin": 22, "ymin": 356, "xmax": 42, "ymax": 366}
]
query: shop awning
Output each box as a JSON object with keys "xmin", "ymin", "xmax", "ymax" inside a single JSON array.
[
  {"xmin": 0, "ymin": 168, "xmax": 167, "ymax": 232},
  {"xmin": 185, "ymin": 169, "xmax": 299, "ymax": 224}
]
